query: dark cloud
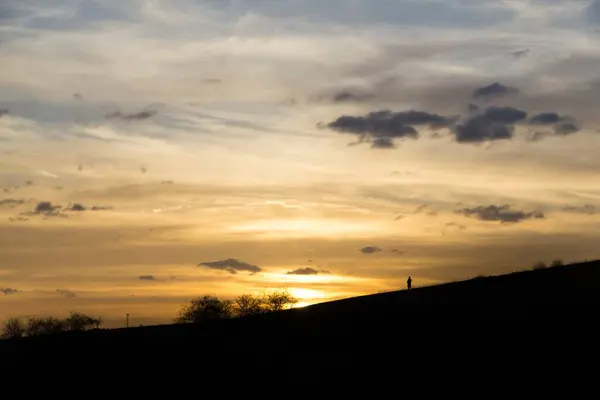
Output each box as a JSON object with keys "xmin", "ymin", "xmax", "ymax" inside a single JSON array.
[
  {"xmin": 511, "ymin": 49, "xmax": 530, "ymax": 59},
  {"xmin": 139, "ymin": 275, "xmax": 156, "ymax": 281},
  {"xmin": 67, "ymin": 203, "xmax": 86, "ymax": 211},
  {"xmin": 56, "ymin": 289, "xmax": 77, "ymax": 298},
  {"xmin": 458, "ymin": 205, "xmax": 545, "ymax": 223},
  {"xmin": 528, "ymin": 112, "xmax": 563, "ymax": 125},
  {"xmin": 526, "ymin": 113, "xmax": 580, "ymax": 135},
  {"xmin": 562, "ymin": 204, "xmax": 597, "ymax": 215},
  {"xmin": 198, "ymin": 258, "xmax": 262, "ymax": 275},
  {"xmin": 584, "ymin": 0, "xmax": 600, "ymax": 24},
  {"xmin": 0, "ymin": 108, "xmax": 8, "ymax": 117},
  {"xmin": 452, "ymin": 106, "xmax": 527, "ymax": 143},
  {"xmin": 0, "ymin": 198, "xmax": 25, "ymax": 207},
  {"xmin": 91, "ymin": 205, "xmax": 113, "ymax": 211},
  {"xmin": 371, "ymin": 137, "xmax": 395, "ymax": 149},
  {"xmin": 312, "ymin": 90, "xmax": 374, "ymax": 104},
  {"xmin": 324, "ymin": 95, "xmax": 579, "ymax": 147},
  {"xmin": 554, "ymin": 122, "xmax": 579, "ymax": 135},
  {"xmin": 478, "ymin": 106, "xmax": 528, "ymax": 124},
  {"xmin": 332, "ymin": 91, "xmax": 373, "ymax": 103},
  {"xmin": 360, "ymin": 246, "xmax": 382, "ymax": 254},
  {"xmin": 19, "ymin": 201, "xmax": 111, "ymax": 219},
  {"xmin": 106, "ymin": 110, "xmax": 157, "ymax": 121},
  {"xmin": 1, "ymin": 288, "xmax": 19, "ymax": 295},
  {"xmin": 391, "ymin": 249, "xmax": 405, "ymax": 255},
  {"xmin": 31, "ymin": 201, "xmax": 64, "ymax": 217},
  {"xmin": 324, "ymin": 109, "xmax": 454, "ymax": 148},
  {"xmin": 286, "ymin": 267, "xmax": 330, "ymax": 275},
  {"xmin": 472, "ymin": 82, "xmax": 519, "ymax": 101},
  {"xmin": 73, "ymin": 93, "xmax": 84, "ymax": 101}
]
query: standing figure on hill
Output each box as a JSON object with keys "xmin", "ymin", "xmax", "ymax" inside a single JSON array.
[{"xmin": 407, "ymin": 276, "xmax": 412, "ymax": 290}]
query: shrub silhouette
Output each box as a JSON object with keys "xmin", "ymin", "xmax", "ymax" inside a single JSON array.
[
  {"xmin": 550, "ymin": 259, "xmax": 564, "ymax": 268},
  {"xmin": 64, "ymin": 312, "xmax": 102, "ymax": 331},
  {"xmin": 26, "ymin": 316, "xmax": 66, "ymax": 336},
  {"xmin": 1, "ymin": 317, "xmax": 25, "ymax": 339},
  {"xmin": 1, "ymin": 312, "xmax": 103, "ymax": 339},
  {"xmin": 176, "ymin": 291, "xmax": 299, "ymax": 324},
  {"xmin": 532, "ymin": 261, "xmax": 547, "ymax": 270},
  {"xmin": 175, "ymin": 295, "xmax": 234, "ymax": 324}
]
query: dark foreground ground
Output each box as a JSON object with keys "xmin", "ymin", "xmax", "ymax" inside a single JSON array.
[{"xmin": 2, "ymin": 260, "xmax": 600, "ymax": 384}]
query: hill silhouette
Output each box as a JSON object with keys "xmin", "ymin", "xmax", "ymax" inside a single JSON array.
[{"xmin": 2, "ymin": 259, "xmax": 600, "ymax": 379}]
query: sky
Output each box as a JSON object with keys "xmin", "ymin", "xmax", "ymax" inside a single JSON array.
[{"xmin": 2, "ymin": 0, "xmax": 600, "ymax": 327}]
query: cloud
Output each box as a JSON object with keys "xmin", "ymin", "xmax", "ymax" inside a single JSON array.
[
  {"xmin": 511, "ymin": 49, "xmax": 530, "ymax": 59},
  {"xmin": 360, "ymin": 246, "xmax": 382, "ymax": 254},
  {"xmin": 91, "ymin": 205, "xmax": 113, "ymax": 211},
  {"xmin": 56, "ymin": 289, "xmax": 77, "ymax": 298},
  {"xmin": 198, "ymin": 258, "xmax": 262, "ymax": 275},
  {"xmin": 472, "ymin": 82, "xmax": 519, "ymax": 101},
  {"xmin": 312, "ymin": 90, "xmax": 374, "ymax": 104},
  {"xmin": 562, "ymin": 204, "xmax": 597, "ymax": 215},
  {"xmin": 458, "ymin": 205, "xmax": 545, "ymax": 223},
  {"xmin": 286, "ymin": 267, "xmax": 330, "ymax": 275},
  {"xmin": 31, "ymin": 201, "xmax": 63, "ymax": 217},
  {"xmin": 106, "ymin": 110, "xmax": 157, "ymax": 121},
  {"xmin": 584, "ymin": 0, "xmax": 600, "ymax": 24},
  {"xmin": 19, "ymin": 201, "xmax": 113, "ymax": 218},
  {"xmin": 528, "ymin": 112, "xmax": 564, "ymax": 125},
  {"xmin": 324, "ymin": 110, "xmax": 454, "ymax": 147},
  {"xmin": 67, "ymin": 203, "xmax": 86, "ymax": 211},
  {"xmin": 1, "ymin": 288, "xmax": 19, "ymax": 295},
  {"xmin": 0, "ymin": 108, "xmax": 8, "ymax": 117},
  {"xmin": 139, "ymin": 275, "xmax": 156, "ymax": 281},
  {"xmin": 324, "ymin": 91, "xmax": 581, "ymax": 147},
  {"xmin": 442, "ymin": 221, "xmax": 467, "ymax": 235},
  {"xmin": 554, "ymin": 122, "xmax": 579, "ymax": 135},
  {"xmin": 526, "ymin": 112, "xmax": 580, "ymax": 136},
  {"xmin": 0, "ymin": 198, "xmax": 25, "ymax": 207},
  {"xmin": 452, "ymin": 106, "xmax": 527, "ymax": 143},
  {"xmin": 371, "ymin": 137, "xmax": 396, "ymax": 149}
]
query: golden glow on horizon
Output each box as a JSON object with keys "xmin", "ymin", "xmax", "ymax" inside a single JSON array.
[{"xmin": 227, "ymin": 218, "xmax": 391, "ymax": 238}]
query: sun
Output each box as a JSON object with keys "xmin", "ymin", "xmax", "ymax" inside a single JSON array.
[{"xmin": 287, "ymin": 287, "xmax": 326, "ymax": 301}]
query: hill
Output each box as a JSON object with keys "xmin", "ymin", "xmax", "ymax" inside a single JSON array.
[{"xmin": 2, "ymin": 260, "xmax": 600, "ymax": 378}]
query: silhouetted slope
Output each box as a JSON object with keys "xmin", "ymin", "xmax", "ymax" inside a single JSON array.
[{"xmin": 2, "ymin": 260, "xmax": 600, "ymax": 373}]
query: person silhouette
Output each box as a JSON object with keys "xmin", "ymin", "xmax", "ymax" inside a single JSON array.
[{"xmin": 407, "ymin": 276, "xmax": 412, "ymax": 290}]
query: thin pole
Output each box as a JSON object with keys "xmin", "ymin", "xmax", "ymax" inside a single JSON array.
[{"xmin": 126, "ymin": 313, "xmax": 129, "ymax": 328}]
